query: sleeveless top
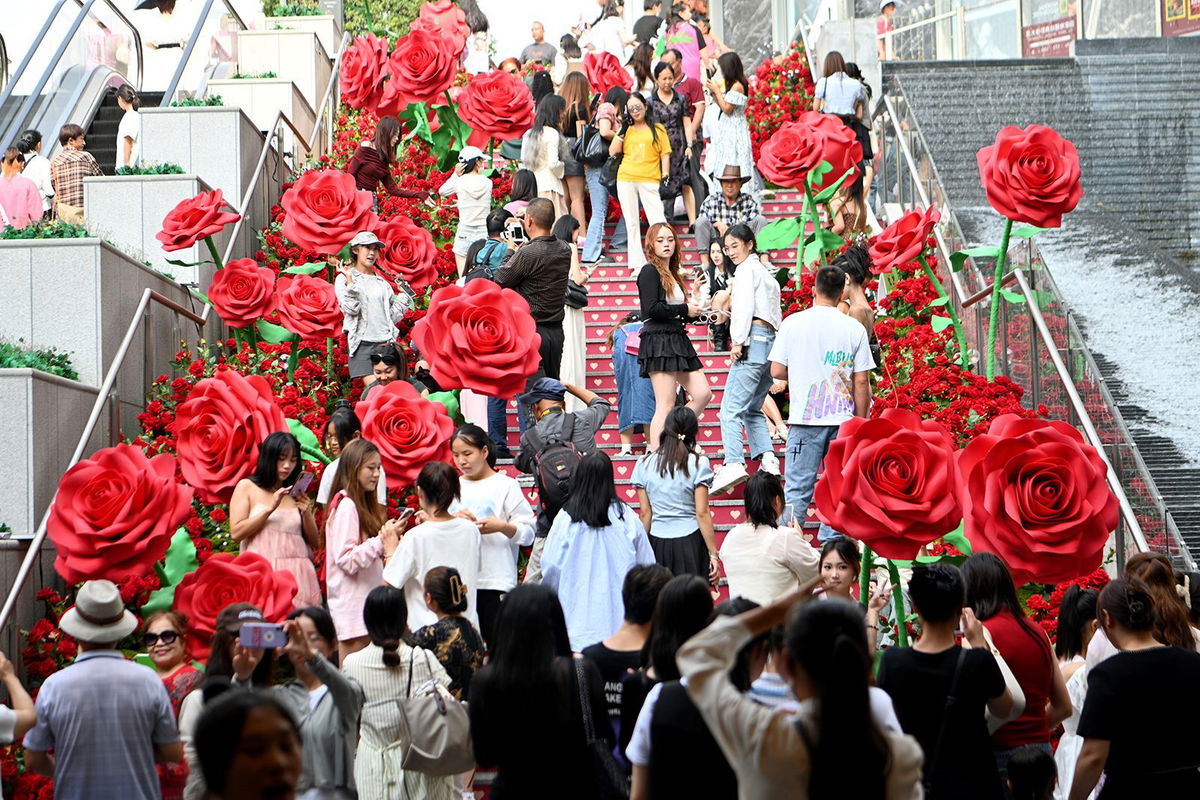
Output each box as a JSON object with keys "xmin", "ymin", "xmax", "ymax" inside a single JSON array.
[{"xmin": 648, "ymin": 681, "xmax": 737, "ymax": 799}]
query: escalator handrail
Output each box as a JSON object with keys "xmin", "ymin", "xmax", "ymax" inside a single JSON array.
[
  {"xmin": 160, "ymin": 0, "xmax": 248, "ymax": 106},
  {"xmin": 0, "ymin": 0, "xmax": 75, "ymax": 128},
  {"xmin": 71, "ymin": 0, "xmax": 144, "ymax": 91},
  {"xmin": 0, "ymin": 33, "xmax": 9, "ymax": 91}
]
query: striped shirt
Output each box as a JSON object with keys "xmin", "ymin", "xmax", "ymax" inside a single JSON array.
[{"xmin": 49, "ymin": 148, "xmax": 103, "ymax": 208}]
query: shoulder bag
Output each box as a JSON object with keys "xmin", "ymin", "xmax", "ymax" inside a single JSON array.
[
  {"xmin": 395, "ymin": 648, "xmax": 475, "ymax": 776},
  {"xmin": 573, "ymin": 124, "xmax": 610, "ymax": 167},
  {"xmin": 565, "ymin": 279, "xmax": 590, "ymax": 309},
  {"xmin": 574, "ymin": 656, "xmax": 630, "ymax": 799},
  {"xmin": 623, "ymin": 326, "xmax": 641, "ymax": 355},
  {"xmin": 600, "ymin": 153, "xmax": 623, "ymax": 194}
]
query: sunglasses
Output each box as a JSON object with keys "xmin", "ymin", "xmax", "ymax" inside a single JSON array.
[
  {"xmin": 144, "ymin": 630, "xmax": 180, "ymax": 647},
  {"xmin": 370, "ymin": 353, "xmax": 400, "ymax": 365}
]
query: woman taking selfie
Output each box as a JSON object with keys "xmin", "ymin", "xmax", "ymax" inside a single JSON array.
[{"xmin": 334, "ymin": 231, "xmax": 415, "ymax": 387}]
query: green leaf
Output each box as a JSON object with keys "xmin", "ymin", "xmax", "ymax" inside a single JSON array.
[
  {"xmin": 398, "ymin": 102, "xmax": 433, "ymax": 143},
  {"xmin": 801, "ymin": 238, "xmax": 823, "ymax": 267},
  {"xmin": 942, "ymin": 522, "xmax": 973, "ymax": 556},
  {"xmin": 287, "ymin": 418, "xmax": 329, "ymax": 466},
  {"xmin": 435, "ymin": 103, "xmax": 473, "ymax": 149},
  {"xmin": 998, "ymin": 287, "xmax": 1024, "ymax": 304},
  {"xmin": 190, "ymin": 287, "xmax": 212, "ymax": 306},
  {"xmin": 165, "ymin": 257, "xmax": 205, "ymax": 267},
  {"xmin": 806, "ymin": 160, "xmax": 834, "ymax": 185},
  {"xmin": 924, "ymin": 296, "xmax": 950, "ymax": 309},
  {"xmin": 1011, "ymin": 225, "xmax": 1049, "ymax": 239},
  {"xmin": 755, "ymin": 217, "xmax": 804, "ymax": 250},
  {"xmin": 281, "ymin": 262, "xmax": 327, "ymax": 275},
  {"xmin": 142, "ymin": 529, "xmax": 199, "ymax": 614},
  {"xmin": 950, "ymin": 246, "xmax": 1001, "ymax": 272},
  {"xmin": 811, "ymin": 167, "xmax": 858, "ymax": 203},
  {"xmin": 426, "ymin": 390, "xmax": 463, "ymax": 424},
  {"xmin": 256, "ymin": 319, "xmax": 294, "ymax": 343},
  {"xmin": 815, "ymin": 228, "xmax": 845, "ymax": 252},
  {"xmin": 931, "ymin": 315, "xmax": 954, "ymax": 332}
]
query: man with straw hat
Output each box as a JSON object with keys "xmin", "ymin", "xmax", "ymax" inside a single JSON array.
[
  {"xmin": 695, "ymin": 165, "xmax": 768, "ymax": 269},
  {"xmin": 23, "ymin": 580, "xmax": 183, "ymax": 799}
]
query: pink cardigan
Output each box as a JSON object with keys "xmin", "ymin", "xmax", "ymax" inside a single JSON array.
[
  {"xmin": 324, "ymin": 492, "xmax": 385, "ymax": 640},
  {"xmin": 0, "ymin": 174, "xmax": 42, "ymax": 228}
]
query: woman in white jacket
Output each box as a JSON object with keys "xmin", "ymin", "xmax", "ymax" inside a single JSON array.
[{"xmin": 521, "ymin": 95, "xmax": 568, "ymax": 217}]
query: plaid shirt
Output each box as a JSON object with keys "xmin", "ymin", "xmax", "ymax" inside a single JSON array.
[
  {"xmin": 699, "ymin": 191, "xmax": 760, "ymax": 228},
  {"xmin": 49, "ymin": 149, "xmax": 103, "ymax": 208}
]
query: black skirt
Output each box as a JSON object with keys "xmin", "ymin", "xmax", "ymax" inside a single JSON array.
[
  {"xmin": 839, "ymin": 114, "xmax": 874, "ymax": 161},
  {"xmin": 638, "ymin": 324, "xmax": 701, "ymax": 378},
  {"xmin": 650, "ymin": 529, "xmax": 710, "ymax": 579}
]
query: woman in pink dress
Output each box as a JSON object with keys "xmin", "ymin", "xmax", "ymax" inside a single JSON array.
[
  {"xmin": 229, "ymin": 432, "xmax": 321, "ymax": 608},
  {"xmin": 663, "ymin": 2, "xmax": 704, "ymax": 83}
]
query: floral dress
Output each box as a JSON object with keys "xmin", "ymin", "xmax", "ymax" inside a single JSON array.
[
  {"xmin": 705, "ymin": 87, "xmax": 759, "ymax": 192},
  {"xmin": 409, "ymin": 616, "xmax": 485, "ymax": 701},
  {"xmin": 650, "ymin": 89, "xmax": 689, "ymax": 200},
  {"xmin": 159, "ymin": 665, "xmax": 203, "ymax": 800}
]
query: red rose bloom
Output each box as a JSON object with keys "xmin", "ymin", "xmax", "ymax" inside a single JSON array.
[
  {"xmin": 339, "ymin": 33, "xmax": 390, "ymax": 112},
  {"xmin": 172, "ymin": 552, "xmax": 298, "ymax": 660},
  {"xmin": 272, "ymin": 274, "xmax": 343, "ymax": 339},
  {"xmin": 757, "ymin": 112, "xmax": 861, "ymax": 192},
  {"xmin": 173, "ymin": 369, "xmax": 289, "ymax": 504},
  {"xmin": 281, "ymin": 168, "xmax": 377, "ymax": 255},
  {"xmin": 869, "ymin": 206, "xmax": 941, "ymax": 274},
  {"xmin": 412, "ymin": 0, "xmax": 470, "ymax": 54},
  {"xmin": 957, "ymin": 414, "xmax": 1119, "ymax": 584},
  {"xmin": 813, "ymin": 409, "xmax": 963, "ymax": 560},
  {"xmin": 46, "ymin": 445, "xmax": 194, "ymax": 585},
  {"xmin": 977, "ymin": 125, "xmax": 1083, "ymax": 229},
  {"xmin": 358, "ymin": 381, "xmax": 455, "ymax": 491},
  {"xmin": 583, "ymin": 52, "xmax": 631, "ymax": 97},
  {"xmin": 373, "ymin": 216, "xmax": 439, "ymax": 291},
  {"xmin": 207, "ymin": 258, "xmax": 276, "ymax": 328},
  {"xmin": 156, "ymin": 188, "xmax": 241, "ymax": 251},
  {"xmin": 412, "ymin": 280, "xmax": 542, "ymax": 399},
  {"xmin": 377, "ymin": 29, "xmax": 459, "ymax": 115},
  {"xmin": 457, "ymin": 70, "xmax": 535, "ymax": 146}
]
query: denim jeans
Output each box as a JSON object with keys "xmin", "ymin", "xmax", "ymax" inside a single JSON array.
[
  {"xmin": 583, "ymin": 166, "xmax": 626, "ymax": 261},
  {"xmin": 487, "ymin": 396, "xmax": 508, "ymax": 451},
  {"xmin": 784, "ymin": 424, "xmax": 841, "ymax": 541},
  {"xmin": 719, "ymin": 327, "xmax": 775, "ymax": 465}
]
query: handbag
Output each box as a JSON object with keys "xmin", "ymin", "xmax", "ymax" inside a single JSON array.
[
  {"xmin": 565, "ymin": 279, "xmax": 590, "ymax": 309},
  {"xmin": 600, "ymin": 153, "xmax": 623, "ymax": 193},
  {"xmin": 394, "ymin": 648, "xmax": 475, "ymax": 775},
  {"xmin": 573, "ymin": 124, "xmax": 610, "ymax": 167},
  {"xmin": 574, "ymin": 656, "xmax": 630, "ymax": 799},
  {"xmin": 623, "ymin": 326, "xmax": 641, "ymax": 355}
]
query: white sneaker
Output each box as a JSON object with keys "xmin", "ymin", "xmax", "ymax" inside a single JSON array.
[
  {"xmin": 710, "ymin": 462, "xmax": 750, "ymax": 496},
  {"xmin": 760, "ymin": 452, "xmax": 781, "ymax": 476}
]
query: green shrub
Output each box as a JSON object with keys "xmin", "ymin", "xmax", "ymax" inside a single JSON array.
[
  {"xmin": 263, "ymin": 0, "xmax": 322, "ymax": 15},
  {"xmin": 0, "ymin": 339, "xmax": 79, "ymax": 381},
  {"xmin": 0, "ymin": 221, "xmax": 90, "ymax": 239},
  {"xmin": 344, "ymin": 0, "xmax": 423, "ymax": 38},
  {"xmin": 231, "ymin": 71, "xmax": 279, "ymax": 79},
  {"xmin": 170, "ymin": 95, "xmax": 224, "ymax": 107},
  {"xmin": 115, "ymin": 162, "xmax": 186, "ymax": 176}
]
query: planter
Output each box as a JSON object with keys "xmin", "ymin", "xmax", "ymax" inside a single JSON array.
[
  {"xmin": 235, "ymin": 29, "xmax": 332, "ymax": 111},
  {"xmin": 83, "ymin": 174, "xmax": 232, "ymax": 287},
  {"xmin": 266, "ymin": 14, "xmax": 343, "ymax": 57},
  {"xmin": 206, "ymin": 77, "xmax": 317, "ymax": 165}
]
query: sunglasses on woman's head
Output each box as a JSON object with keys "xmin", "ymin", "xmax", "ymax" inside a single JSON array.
[
  {"xmin": 370, "ymin": 353, "xmax": 399, "ymax": 365},
  {"xmin": 144, "ymin": 630, "xmax": 180, "ymax": 647}
]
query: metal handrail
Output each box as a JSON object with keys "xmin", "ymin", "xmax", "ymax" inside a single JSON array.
[
  {"xmin": 311, "ymin": 31, "xmax": 351, "ymax": 159},
  {"xmin": 71, "ymin": 0, "xmax": 144, "ymax": 90},
  {"xmin": 0, "ymin": 34, "xmax": 9, "ymax": 91},
  {"xmin": 0, "ymin": 0, "xmax": 73, "ymax": 117},
  {"xmin": 0, "ymin": 290, "xmax": 206, "ymax": 635},
  {"xmin": 160, "ymin": 0, "xmax": 248, "ymax": 106},
  {"xmin": 875, "ymin": 0, "xmax": 1014, "ymax": 40}
]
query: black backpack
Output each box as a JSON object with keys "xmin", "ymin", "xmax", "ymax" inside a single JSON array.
[{"xmin": 525, "ymin": 414, "xmax": 581, "ymax": 519}]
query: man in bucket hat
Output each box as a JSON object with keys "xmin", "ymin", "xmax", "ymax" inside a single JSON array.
[
  {"xmin": 24, "ymin": 580, "xmax": 182, "ymax": 799},
  {"xmin": 695, "ymin": 165, "xmax": 768, "ymax": 269}
]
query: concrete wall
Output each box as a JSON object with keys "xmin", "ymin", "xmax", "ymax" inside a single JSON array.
[
  {"xmin": 265, "ymin": 14, "xmax": 343, "ymax": 57},
  {"xmin": 206, "ymin": 78, "xmax": 317, "ymax": 172},
  {"xmin": 0, "ymin": 536, "xmax": 60, "ymax": 669},
  {"xmin": 236, "ymin": 30, "xmax": 332, "ymax": 112}
]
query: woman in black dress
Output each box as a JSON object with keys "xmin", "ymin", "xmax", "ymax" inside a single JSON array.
[
  {"xmin": 649, "ymin": 62, "xmax": 694, "ymax": 225},
  {"xmin": 636, "ymin": 222, "xmax": 712, "ymax": 450}
]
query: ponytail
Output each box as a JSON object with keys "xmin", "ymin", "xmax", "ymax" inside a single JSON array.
[{"xmin": 380, "ymin": 638, "xmax": 401, "ymax": 667}]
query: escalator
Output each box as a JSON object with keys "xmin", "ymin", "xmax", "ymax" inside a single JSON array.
[{"xmin": 86, "ymin": 88, "xmax": 165, "ymax": 174}]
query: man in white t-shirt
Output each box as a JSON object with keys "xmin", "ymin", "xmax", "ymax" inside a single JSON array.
[{"xmin": 768, "ymin": 264, "xmax": 874, "ymax": 540}]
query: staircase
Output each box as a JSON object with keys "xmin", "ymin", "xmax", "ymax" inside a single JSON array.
[
  {"xmin": 85, "ymin": 88, "xmax": 166, "ymax": 174},
  {"xmin": 499, "ymin": 193, "xmax": 815, "ymax": 561}
]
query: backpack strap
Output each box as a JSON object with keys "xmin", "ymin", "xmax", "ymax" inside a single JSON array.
[
  {"xmin": 561, "ymin": 412, "xmax": 577, "ymax": 446},
  {"xmin": 924, "ymin": 648, "xmax": 967, "ymax": 795}
]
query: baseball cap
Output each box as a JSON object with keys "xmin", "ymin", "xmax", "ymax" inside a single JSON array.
[
  {"xmin": 458, "ymin": 145, "xmax": 486, "ymax": 163},
  {"xmin": 517, "ymin": 377, "xmax": 567, "ymax": 407}
]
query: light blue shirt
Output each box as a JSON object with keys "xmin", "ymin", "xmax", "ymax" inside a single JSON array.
[
  {"xmin": 815, "ymin": 73, "xmax": 865, "ymax": 116},
  {"xmin": 630, "ymin": 451, "xmax": 714, "ymax": 539},
  {"xmin": 542, "ymin": 503, "xmax": 656, "ymax": 651},
  {"xmin": 24, "ymin": 649, "xmax": 178, "ymax": 800}
]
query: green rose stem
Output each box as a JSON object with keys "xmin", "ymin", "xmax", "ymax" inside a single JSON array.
[
  {"xmin": 886, "ymin": 559, "xmax": 909, "ymax": 647},
  {"xmin": 859, "ymin": 544, "xmax": 875, "ymax": 608},
  {"xmin": 325, "ymin": 337, "xmax": 334, "ymax": 377},
  {"xmin": 984, "ymin": 218, "xmax": 1014, "ymax": 380},
  {"xmin": 286, "ymin": 334, "xmax": 300, "ymax": 382},
  {"xmin": 916, "ymin": 252, "xmax": 970, "ymax": 370},
  {"xmin": 204, "ymin": 235, "xmax": 223, "ymax": 270},
  {"xmin": 802, "ymin": 184, "xmax": 829, "ymax": 270}
]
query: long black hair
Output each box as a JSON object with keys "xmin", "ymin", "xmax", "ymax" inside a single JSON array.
[
  {"xmin": 653, "ymin": 406, "xmax": 698, "ymax": 479},
  {"xmin": 715, "ymin": 597, "xmax": 766, "ymax": 692},
  {"xmin": 625, "ymin": 91, "xmax": 663, "ymax": 149},
  {"xmin": 718, "ymin": 52, "xmax": 749, "ymax": 95},
  {"xmin": 531, "ymin": 71, "xmax": 555, "ymax": 106},
  {"xmin": 551, "ymin": 214, "xmax": 580, "ymax": 243},
  {"xmin": 962, "ymin": 552, "xmax": 1053, "ymax": 661},
  {"xmin": 835, "ymin": 243, "xmax": 872, "ymax": 286},
  {"xmin": 562, "ymin": 451, "xmax": 623, "ymax": 528},
  {"xmin": 643, "ymin": 574, "xmax": 713, "ymax": 680},
  {"xmin": 787, "ymin": 598, "xmax": 889, "ymax": 798},
  {"xmin": 743, "ymin": 471, "xmax": 784, "ymax": 528},
  {"xmin": 250, "ymin": 432, "xmax": 301, "ymax": 490},
  {"xmin": 1054, "ymin": 585, "xmax": 1098, "ymax": 661},
  {"xmin": 363, "ymin": 584, "xmax": 407, "ymax": 667},
  {"xmin": 509, "ymin": 169, "xmax": 537, "ymax": 203},
  {"xmin": 487, "ymin": 583, "xmax": 573, "ymax": 692},
  {"xmin": 723, "ymin": 223, "xmax": 759, "ymax": 260}
]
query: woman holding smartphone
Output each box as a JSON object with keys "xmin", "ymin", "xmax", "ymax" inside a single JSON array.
[{"xmin": 229, "ymin": 431, "xmax": 321, "ymax": 608}]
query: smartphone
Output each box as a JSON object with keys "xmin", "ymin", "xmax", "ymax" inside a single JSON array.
[
  {"xmin": 289, "ymin": 471, "xmax": 314, "ymax": 498},
  {"xmin": 778, "ymin": 504, "xmax": 796, "ymax": 528},
  {"xmin": 396, "ymin": 508, "xmax": 416, "ymax": 522},
  {"xmin": 239, "ymin": 622, "xmax": 287, "ymax": 649},
  {"xmin": 505, "ymin": 220, "xmax": 527, "ymax": 244}
]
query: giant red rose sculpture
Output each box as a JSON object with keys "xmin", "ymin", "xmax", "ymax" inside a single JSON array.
[
  {"xmin": 46, "ymin": 445, "xmax": 194, "ymax": 585},
  {"xmin": 358, "ymin": 381, "xmax": 455, "ymax": 491},
  {"xmin": 977, "ymin": 125, "xmax": 1083, "ymax": 229},
  {"xmin": 584, "ymin": 52, "xmax": 631, "ymax": 97},
  {"xmin": 173, "ymin": 369, "xmax": 289, "ymax": 504},
  {"xmin": 281, "ymin": 169, "xmax": 377, "ymax": 255},
  {"xmin": 757, "ymin": 111, "xmax": 861, "ymax": 192},
  {"xmin": 457, "ymin": 70, "xmax": 535, "ymax": 146},
  {"xmin": 869, "ymin": 206, "xmax": 941, "ymax": 274},
  {"xmin": 156, "ymin": 188, "xmax": 240, "ymax": 251},
  {"xmin": 272, "ymin": 274, "xmax": 343, "ymax": 339},
  {"xmin": 208, "ymin": 258, "xmax": 276, "ymax": 328},
  {"xmin": 814, "ymin": 409, "xmax": 963, "ymax": 560},
  {"xmin": 411, "ymin": 0, "xmax": 470, "ymax": 54},
  {"xmin": 372, "ymin": 215, "xmax": 439, "ymax": 291},
  {"xmin": 957, "ymin": 414, "xmax": 1119, "ymax": 584},
  {"xmin": 173, "ymin": 552, "xmax": 298, "ymax": 660},
  {"xmin": 339, "ymin": 33, "xmax": 390, "ymax": 112},
  {"xmin": 412, "ymin": 280, "xmax": 542, "ymax": 399},
  {"xmin": 377, "ymin": 29, "xmax": 459, "ymax": 115}
]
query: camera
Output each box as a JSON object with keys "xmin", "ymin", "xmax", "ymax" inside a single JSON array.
[{"xmin": 239, "ymin": 622, "xmax": 288, "ymax": 649}]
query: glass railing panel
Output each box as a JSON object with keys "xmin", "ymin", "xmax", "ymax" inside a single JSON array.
[{"xmin": 161, "ymin": 0, "xmax": 241, "ymax": 102}]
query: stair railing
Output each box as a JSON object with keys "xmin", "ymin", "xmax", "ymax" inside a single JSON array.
[{"xmin": 875, "ymin": 83, "xmax": 1195, "ymax": 572}]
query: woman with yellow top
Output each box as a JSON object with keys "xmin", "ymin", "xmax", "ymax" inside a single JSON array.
[{"xmin": 610, "ymin": 92, "xmax": 672, "ymax": 273}]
